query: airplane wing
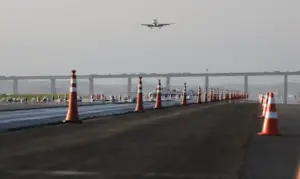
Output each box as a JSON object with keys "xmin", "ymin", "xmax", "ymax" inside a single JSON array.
[
  {"xmin": 158, "ymin": 23, "xmax": 175, "ymax": 27},
  {"xmin": 141, "ymin": 24, "xmax": 154, "ymax": 27}
]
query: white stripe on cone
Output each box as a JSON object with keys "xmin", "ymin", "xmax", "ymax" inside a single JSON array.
[
  {"xmin": 70, "ymin": 87, "xmax": 77, "ymax": 92},
  {"xmin": 157, "ymin": 84, "xmax": 161, "ymax": 93},
  {"xmin": 268, "ymin": 96, "xmax": 275, "ymax": 104},
  {"xmin": 265, "ymin": 111, "xmax": 278, "ymax": 119},
  {"xmin": 137, "ymin": 84, "xmax": 142, "ymax": 93},
  {"xmin": 71, "ymin": 79, "xmax": 77, "ymax": 84}
]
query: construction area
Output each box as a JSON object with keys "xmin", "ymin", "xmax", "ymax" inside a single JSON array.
[{"xmin": 0, "ymin": 92, "xmax": 299, "ymax": 179}]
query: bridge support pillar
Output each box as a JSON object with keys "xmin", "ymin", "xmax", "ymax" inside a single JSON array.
[
  {"xmin": 244, "ymin": 76, "xmax": 248, "ymax": 93},
  {"xmin": 205, "ymin": 75, "xmax": 209, "ymax": 90},
  {"xmin": 166, "ymin": 76, "xmax": 171, "ymax": 90},
  {"xmin": 89, "ymin": 77, "xmax": 94, "ymax": 96},
  {"xmin": 284, "ymin": 74, "xmax": 288, "ymax": 104},
  {"xmin": 50, "ymin": 78, "xmax": 56, "ymax": 94},
  {"xmin": 127, "ymin": 77, "xmax": 132, "ymax": 97},
  {"xmin": 13, "ymin": 78, "xmax": 18, "ymax": 95}
]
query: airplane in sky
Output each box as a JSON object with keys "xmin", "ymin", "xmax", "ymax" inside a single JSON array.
[{"xmin": 141, "ymin": 18, "xmax": 175, "ymax": 29}]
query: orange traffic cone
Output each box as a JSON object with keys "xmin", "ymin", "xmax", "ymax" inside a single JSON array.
[
  {"xmin": 258, "ymin": 92, "xmax": 281, "ymax": 136},
  {"xmin": 181, "ymin": 82, "xmax": 187, "ymax": 105},
  {"xmin": 154, "ymin": 79, "xmax": 162, "ymax": 109},
  {"xmin": 261, "ymin": 94, "xmax": 265, "ymax": 104},
  {"xmin": 227, "ymin": 90, "xmax": 230, "ymax": 101},
  {"xmin": 215, "ymin": 88, "xmax": 217, "ymax": 101},
  {"xmin": 135, "ymin": 76, "xmax": 144, "ymax": 112},
  {"xmin": 210, "ymin": 88, "xmax": 213, "ymax": 102},
  {"xmin": 197, "ymin": 86, "xmax": 202, "ymax": 104},
  {"xmin": 64, "ymin": 70, "xmax": 81, "ymax": 123},
  {"xmin": 259, "ymin": 92, "xmax": 269, "ymax": 118},
  {"xmin": 220, "ymin": 89, "xmax": 223, "ymax": 101},
  {"xmin": 213, "ymin": 89, "xmax": 216, "ymax": 102},
  {"xmin": 296, "ymin": 164, "xmax": 300, "ymax": 179},
  {"xmin": 259, "ymin": 94, "xmax": 263, "ymax": 104},
  {"xmin": 214, "ymin": 88, "xmax": 217, "ymax": 101},
  {"xmin": 204, "ymin": 88, "xmax": 208, "ymax": 103},
  {"xmin": 259, "ymin": 93, "xmax": 265, "ymax": 108},
  {"xmin": 90, "ymin": 94, "xmax": 94, "ymax": 102}
]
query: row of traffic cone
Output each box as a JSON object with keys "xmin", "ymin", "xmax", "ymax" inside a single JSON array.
[
  {"xmin": 63, "ymin": 72, "xmax": 249, "ymax": 122},
  {"xmin": 258, "ymin": 92, "xmax": 281, "ymax": 136},
  {"xmin": 196, "ymin": 87, "xmax": 248, "ymax": 103},
  {"xmin": 134, "ymin": 77, "xmax": 249, "ymax": 112}
]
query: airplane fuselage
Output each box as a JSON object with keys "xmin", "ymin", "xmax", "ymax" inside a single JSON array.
[
  {"xmin": 152, "ymin": 19, "xmax": 158, "ymax": 27},
  {"xmin": 141, "ymin": 18, "xmax": 174, "ymax": 29}
]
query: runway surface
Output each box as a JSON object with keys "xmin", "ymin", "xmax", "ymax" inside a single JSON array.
[
  {"xmin": 0, "ymin": 100, "xmax": 188, "ymax": 131},
  {"xmin": 245, "ymin": 104, "xmax": 300, "ymax": 179},
  {"xmin": 0, "ymin": 101, "xmax": 258, "ymax": 179},
  {"xmin": 0, "ymin": 101, "xmax": 127, "ymax": 112}
]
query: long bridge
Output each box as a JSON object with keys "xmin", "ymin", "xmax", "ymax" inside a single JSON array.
[{"xmin": 1, "ymin": 70, "xmax": 299, "ymax": 104}]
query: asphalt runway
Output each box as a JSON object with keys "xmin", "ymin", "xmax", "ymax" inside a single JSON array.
[
  {"xmin": 0, "ymin": 102, "xmax": 258, "ymax": 179},
  {"xmin": 245, "ymin": 104, "xmax": 300, "ymax": 179},
  {"xmin": 0, "ymin": 102, "xmax": 68, "ymax": 111},
  {"xmin": 0, "ymin": 101, "xmax": 122, "ymax": 112},
  {"xmin": 0, "ymin": 100, "xmax": 188, "ymax": 132}
]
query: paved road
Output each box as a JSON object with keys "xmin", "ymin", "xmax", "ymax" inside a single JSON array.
[
  {"xmin": 0, "ymin": 102, "xmax": 258, "ymax": 179},
  {"xmin": 245, "ymin": 104, "xmax": 300, "ymax": 179},
  {"xmin": 0, "ymin": 101, "xmax": 125, "ymax": 112},
  {"xmin": 0, "ymin": 99, "xmax": 189, "ymax": 132}
]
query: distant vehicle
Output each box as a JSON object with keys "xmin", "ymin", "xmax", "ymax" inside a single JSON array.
[
  {"xmin": 109, "ymin": 96, "xmax": 116, "ymax": 103},
  {"xmin": 148, "ymin": 87, "xmax": 196, "ymax": 99},
  {"xmin": 141, "ymin": 18, "xmax": 175, "ymax": 29},
  {"xmin": 65, "ymin": 96, "xmax": 82, "ymax": 103}
]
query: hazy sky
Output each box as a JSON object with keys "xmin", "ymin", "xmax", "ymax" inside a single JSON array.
[{"xmin": 1, "ymin": 0, "xmax": 299, "ymax": 78}]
